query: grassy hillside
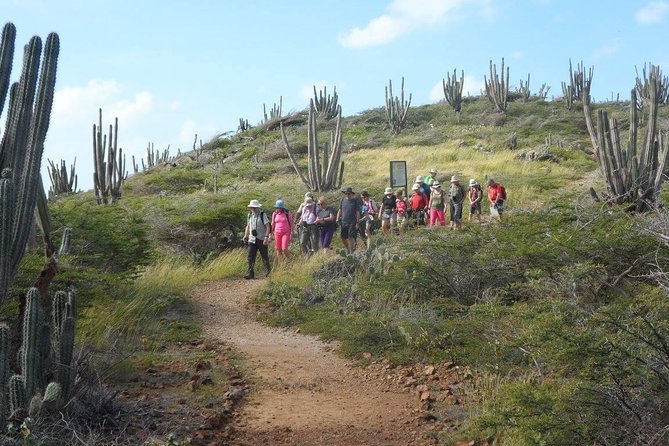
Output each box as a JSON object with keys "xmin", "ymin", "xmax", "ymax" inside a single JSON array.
[{"xmin": 36, "ymin": 94, "xmax": 669, "ymax": 445}]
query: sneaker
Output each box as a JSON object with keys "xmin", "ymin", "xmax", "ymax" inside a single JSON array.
[{"xmin": 243, "ymin": 272, "xmax": 254, "ymax": 280}]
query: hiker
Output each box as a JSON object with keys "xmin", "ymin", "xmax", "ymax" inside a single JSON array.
[
  {"xmin": 298, "ymin": 197, "xmax": 319, "ymax": 254},
  {"xmin": 448, "ymin": 176, "xmax": 466, "ymax": 230},
  {"xmin": 486, "ymin": 178, "xmax": 507, "ymax": 221},
  {"xmin": 425, "ymin": 168, "xmax": 438, "ymax": 187},
  {"xmin": 336, "ymin": 186, "xmax": 361, "ymax": 254},
  {"xmin": 415, "ymin": 175, "xmax": 431, "ymax": 198},
  {"xmin": 270, "ymin": 199, "xmax": 292, "ymax": 260},
  {"xmin": 315, "ymin": 196, "xmax": 337, "ymax": 252},
  {"xmin": 379, "ymin": 187, "xmax": 397, "ymax": 235},
  {"xmin": 395, "ymin": 188, "xmax": 409, "ymax": 235},
  {"xmin": 468, "ymin": 179, "xmax": 483, "ymax": 223},
  {"xmin": 409, "ymin": 183, "xmax": 428, "ymax": 226},
  {"xmin": 243, "ymin": 199, "xmax": 271, "ymax": 279},
  {"xmin": 295, "ymin": 191, "xmax": 315, "ymax": 251},
  {"xmin": 359, "ymin": 190, "xmax": 378, "ymax": 243},
  {"xmin": 427, "ymin": 181, "xmax": 446, "ymax": 227}
]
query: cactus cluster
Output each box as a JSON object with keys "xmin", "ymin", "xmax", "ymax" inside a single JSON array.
[
  {"xmin": 263, "ymin": 97, "xmax": 282, "ymax": 127},
  {"xmin": 0, "ymin": 22, "xmax": 59, "ymax": 300},
  {"xmin": 134, "ymin": 141, "xmax": 173, "ymax": 172},
  {"xmin": 46, "ymin": 158, "xmax": 77, "ymax": 197},
  {"xmin": 281, "ymin": 99, "xmax": 344, "ymax": 192},
  {"xmin": 561, "ymin": 59, "xmax": 592, "ymax": 111},
  {"xmin": 313, "ymin": 86, "xmax": 339, "ymax": 120},
  {"xmin": 585, "ymin": 66, "xmax": 669, "ymax": 212},
  {"xmin": 635, "ymin": 63, "xmax": 669, "ymax": 109},
  {"xmin": 93, "ymin": 108, "xmax": 127, "ymax": 204},
  {"xmin": 442, "ymin": 69, "xmax": 464, "ymax": 123},
  {"xmin": 0, "ymin": 287, "xmax": 77, "ymax": 429},
  {"xmin": 384, "ymin": 77, "xmax": 412, "ymax": 135},
  {"xmin": 238, "ymin": 117, "xmax": 251, "ymax": 133},
  {"xmin": 484, "ymin": 58, "xmax": 509, "ymax": 113}
]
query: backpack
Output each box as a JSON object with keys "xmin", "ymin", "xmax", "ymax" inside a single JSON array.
[{"xmin": 499, "ymin": 185, "xmax": 507, "ymax": 200}]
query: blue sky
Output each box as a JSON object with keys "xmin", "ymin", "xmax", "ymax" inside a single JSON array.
[{"xmin": 2, "ymin": 0, "xmax": 668, "ymax": 191}]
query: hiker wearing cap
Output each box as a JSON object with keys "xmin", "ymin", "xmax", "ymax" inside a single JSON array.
[
  {"xmin": 270, "ymin": 199, "xmax": 292, "ymax": 260},
  {"xmin": 468, "ymin": 179, "xmax": 483, "ymax": 223},
  {"xmin": 415, "ymin": 175, "xmax": 431, "ymax": 198},
  {"xmin": 448, "ymin": 176, "xmax": 466, "ymax": 230},
  {"xmin": 379, "ymin": 187, "xmax": 397, "ymax": 235},
  {"xmin": 425, "ymin": 168, "xmax": 438, "ymax": 187},
  {"xmin": 298, "ymin": 197, "xmax": 319, "ymax": 254},
  {"xmin": 486, "ymin": 178, "xmax": 507, "ymax": 221},
  {"xmin": 427, "ymin": 181, "xmax": 446, "ymax": 227},
  {"xmin": 315, "ymin": 196, "xmax": 337, "ymax": 252},
  {"xmin": 337, "ymin": 186, "xmax": 361, "ymax": 254},
  {"xmin": 395, "ymin": 188, "xmax": 409, "ymax": 234},
  {"xmin": 243, "ymin": 199, "xmax": 272, "ymax": 279},
  {"xmin": 409, "ymin": 183, "xmax": 428, "ymax": 226}
]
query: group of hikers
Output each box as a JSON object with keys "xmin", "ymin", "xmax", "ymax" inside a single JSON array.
[{"xmin": 241, "ymin": 168, "xmax": 507, "ymax": 279}]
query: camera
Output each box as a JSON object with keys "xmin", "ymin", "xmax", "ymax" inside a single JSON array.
[{"xmin": 251, "ymin": 229, "xmax": 258, "ymax": 237}]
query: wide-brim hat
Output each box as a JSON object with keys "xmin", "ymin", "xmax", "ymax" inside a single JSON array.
[
  {"xmin": 274, "ymin": 199, "xmax": 285, "ymax": 209},
  {"xmin": 468, "ymin": 179, "xmax": 478, "ymax": 187},
  {"xmin": 411, "ymin": 183, "xmax": 420, "ymax": 190},
  {"xmin": 430, "ymin": 168, "xmax": 437, "ymax": 174},
  {"xmin": 415, "ymin": 175, "xmax": 424, "ymax": 183},
  {"xmin": 432, "ymin": 181, "xmax": 441, "ymax": 187},
  {"xmin": 384, "ymin": 187, "xmax": 393, "ymax": 194},
  {"xmin": 450, "ymin": 176, "xmax": 459, "ymax": 183},
  {"xmin": 341, "ymin": 186, "xmax": 355, "ymax": 194},
  {"xmin": 304, "ymin": 198, "xmax": 315, "ymax": 206},
  {"xmin": 247, "ymin": 199, "xmax": 262, "ymax": 208}
]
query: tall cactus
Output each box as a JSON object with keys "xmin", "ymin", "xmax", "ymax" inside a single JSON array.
[
  {"xmin": 46, "ymin": 157, "xmax": 77, "ymax": 196},
  {"xmin": 442, "ymin": 69, "xmax": 465, "ymax": 123},
  {"xmin": 0, "ymin": 324, "xmax": 10, "ymax": 430},
  {"xmin": 93, "ymin": 108, "xmax": 126, "ymax": 204},
  {"xmin": 281, "ymin": 99, "xmax": 344, "ymax": 192},
  {"xmin": 0, "ymin": 22, "xmax": 59, "ymax": 301},
  {"xmin": 484, "ymin": 58, "xmax": 509, "ymax": 113},
  {"xmin": 585, "ymin": 66, "xmax": 668, "ymax": 212},
  {"xmin": 561, "ymin": 59, "xmax": 592, "ymax": 110},
  {"xmin": 21, "ymin": 288, "xmax": 41, "ymax": 397},
  {"xmin": 385, "ymin": 77, "xmax": 412, "ymax": 135}
]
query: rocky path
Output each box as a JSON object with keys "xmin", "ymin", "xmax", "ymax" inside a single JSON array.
[{"xmin": 191, "ymin": 279, "xmax": 422, "ymax": 446}]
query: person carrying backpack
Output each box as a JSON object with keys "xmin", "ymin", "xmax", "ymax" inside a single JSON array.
[
  {"xmin": 298, "ymin": 197, "xmax": 319, "ymax": 254},
  {"xmin": 395, "ymin": 188, "xmax": 409, "ymax": 234},
  {"xmin": 486, "ymin": 178, "xmax": 507, "ymax": 221},
  {"xmin": 243, "ymin": 199, "xmax": 271, "ymax": 279},
  {"xmin": 468, "ymin": 179, "xmax": 483, "ymax": 223},
  {"xmin": 270, "ymin": 199, "xmax": 292, "ymax": 260},
  {"xmin": 409, "ymin": 183, "xmax": 428, "ymax": 226},
  {"xmin": 379, "ymin": 187, "xmax": 397, "ymax": 235},
  {"xmin": 427, "ymin": 181, "xmax": 446, "ymax": 227},
  {"xmin": 448, "ymin": 176, "xmax": 466, "ymax": 230}
]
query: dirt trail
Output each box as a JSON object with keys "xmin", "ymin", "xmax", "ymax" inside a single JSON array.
[{"xmin": 192, "ymin": 279, "xmax": 421, "ymax": 446}]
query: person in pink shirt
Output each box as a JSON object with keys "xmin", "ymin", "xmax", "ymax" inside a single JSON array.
[{"xmin": 270, "ymin": 199, "xmax": 292, "ymax": 260}]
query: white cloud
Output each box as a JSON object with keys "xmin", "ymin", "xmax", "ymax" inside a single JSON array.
[
  {"xmin": 636, "ymin": 1, "xmax": 668, "ymax": 24},
  {"xmin": 591, "ymin": 41, "xmax": 619, "ymax": 59},
  {"xmin": 338, "ymin": 0, "xmax": 468, "ymax": 48},
  {"xmin": 429, "ymin": 74, "xmax": 485, "ymax": 101}
]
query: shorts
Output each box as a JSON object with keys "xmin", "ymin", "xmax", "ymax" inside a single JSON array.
[
  {"xmin": 495, "ymin": 199, "xmax": 505, "ymax": 214},
  {"xmin": 340, "ymin": 221, "xmax": 357, "ymax": 239},
  {"xmin": 450, "ymin": 202, "xmax": 463, "ymax": 222},
  {"xmin": 381, "ymin": 210, "xmax": 396, "ymax": 223},
  {"xmin": 470, "ymin": 202, "xmax": 481, "ymax": 215}
]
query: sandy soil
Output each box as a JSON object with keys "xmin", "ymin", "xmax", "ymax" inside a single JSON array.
[{"xmin": 191, "ymin": 279, "xmax": 424, "ymax": 446}]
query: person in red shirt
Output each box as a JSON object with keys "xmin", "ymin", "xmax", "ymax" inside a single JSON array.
[
  {"xmin": 486, "ymin": 178, "xmax": 507, "ymax": 221},
  {"xmin": 409, "ymin": 183, "xmax": 428, "ymax": 226}
]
